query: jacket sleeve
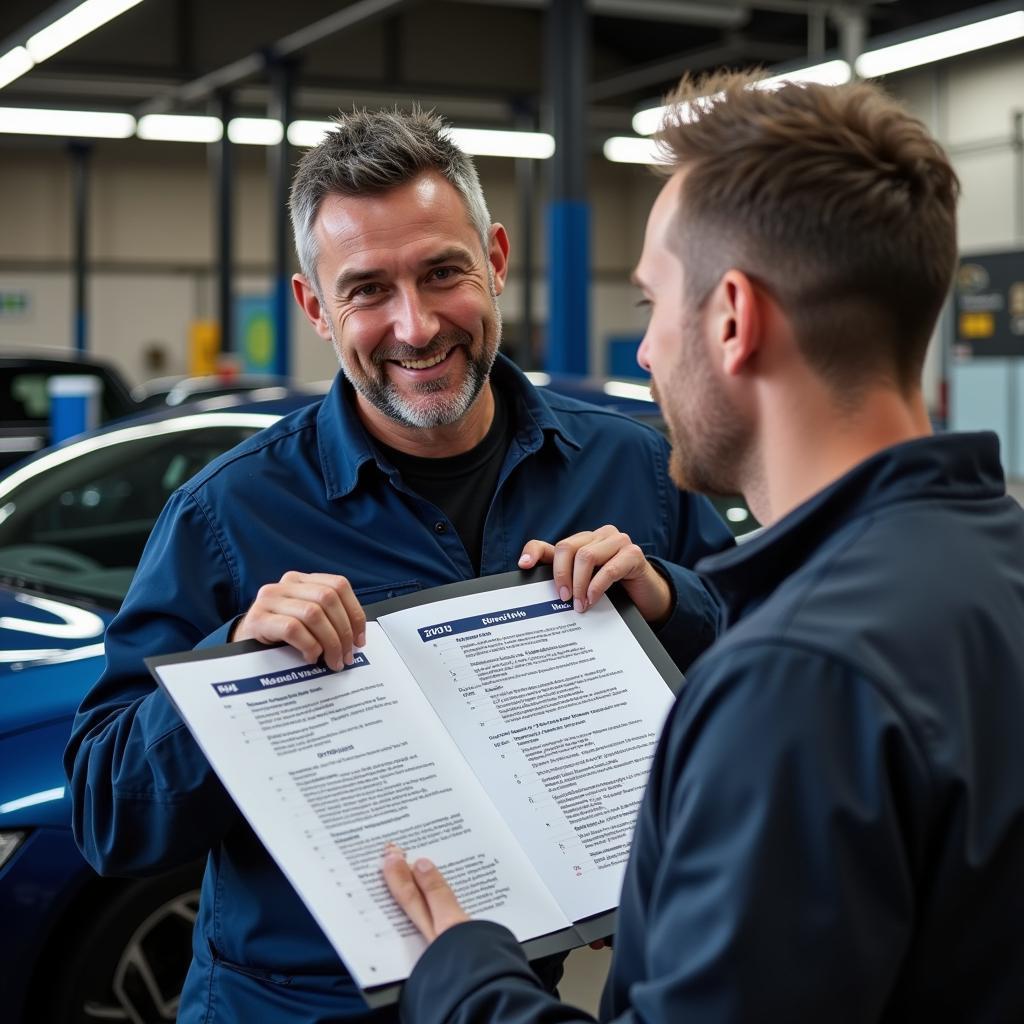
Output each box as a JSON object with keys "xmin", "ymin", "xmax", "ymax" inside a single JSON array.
[
  {"xmin": 402, "ymin": 922, "xmax": 600, "ymax": 1024},
  {"xmin": 63, "ymin": 487, "xmax": 241, "ymax": 876},
  {"xmin": 398, "ymin": 643, "xmax": 932, "ymax": 1024}
]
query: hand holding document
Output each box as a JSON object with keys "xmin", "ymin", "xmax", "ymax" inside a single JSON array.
[{"xmin": 148, "ymin": 571, "xmax": 680, "ymax": 1005}]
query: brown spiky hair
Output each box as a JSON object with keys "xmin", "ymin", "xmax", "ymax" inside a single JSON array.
[{"xmin": 654, "ymin": 71, "xmax": 960, "ymax": 393}]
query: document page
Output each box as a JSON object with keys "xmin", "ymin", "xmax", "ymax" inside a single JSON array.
[
  {"xmin": 152, "ymin": 623, "xmax": 568, "ymax": 989},
  {"xmin": 379, "ymin": 580, "xmax": 676, "ymax": 923}
]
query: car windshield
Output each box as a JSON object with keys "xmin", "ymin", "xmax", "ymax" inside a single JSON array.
[{"xmin": 0, "ymin": 418, "xmax": 270, "ymax": 606}]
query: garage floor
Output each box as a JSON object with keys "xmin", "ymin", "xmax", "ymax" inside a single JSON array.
[{"xmin": 561, "ymin": 946, "xmax": 613, "ymax": 1016}]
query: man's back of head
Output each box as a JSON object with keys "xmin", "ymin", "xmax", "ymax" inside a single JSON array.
[{"xmin": 654, "ymin": 72, "xmax": 960, "ymax": 397}]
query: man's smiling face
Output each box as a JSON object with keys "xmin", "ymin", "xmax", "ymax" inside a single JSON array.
[{"xmin": 312, "ymin": 171, "xmax": 507, "ymax": 431}]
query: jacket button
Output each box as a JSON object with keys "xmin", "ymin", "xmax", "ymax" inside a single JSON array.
[{"xmin": 433, "ymin": 521, "xmax": 447, "ymax": 533}]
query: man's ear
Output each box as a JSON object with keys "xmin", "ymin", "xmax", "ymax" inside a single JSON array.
[
  {"xmin": 488, "ymin": 224, "xmax": 511, "ymax": 295},
  {"xmin": 292, "ymin": 274, "xmax": 333, "ymax": 341},
  {"xmin": 714, "ymin": 270, "xmax": 761, "ymax": 376}
]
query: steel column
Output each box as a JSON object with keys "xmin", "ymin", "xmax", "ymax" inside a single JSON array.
[
  {"xmin": 544, "ymin": 0, "xmax": 590, "ymax": 375},
  {"xmin": 211, "ymin": 91, "xmax": 234, "ymax": 356},
  {"xmin": 269, "ymin": 59, "xmax": 295, "ymax": 377},
  {"xmin": 69, "ymin": 142, "xmax": 90, "ymax": 352}
]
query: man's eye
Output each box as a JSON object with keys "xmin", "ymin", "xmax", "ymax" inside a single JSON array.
[
  {"xmin": 635, "ymin": 298, "xmax": 652, "ymax": 311},
  {"xmin": 430, "ymin": 267, "xmax": 459, "ymax": 282},
  {"xmin": 354, "ymin": 283, "xmax": 381, "ymax": 298}
]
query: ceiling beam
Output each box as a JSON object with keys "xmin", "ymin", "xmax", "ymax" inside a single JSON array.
[
  {"xmin": 450, "ymin": 0, "xmax": 748, "ymax": 28},
  {"xmin": 589, "ymin": 37, "xmax": 804, "ymax": 101},
  {"xmin": 137, "ymin": 0, "xmax": 421, "ymax": 115}
]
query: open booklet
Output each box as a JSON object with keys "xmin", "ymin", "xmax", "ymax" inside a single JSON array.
[{"xmin": 147, "ymin": 568, "xmax": 682, "ymax": 1006}]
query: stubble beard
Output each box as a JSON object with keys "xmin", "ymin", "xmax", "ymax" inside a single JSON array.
[
  {"xmin": 328, "ymin": 298, "xmax": 502, "ymax": 429},
  {"xmin": 653, "ymin": 322, "xmax": 750, "ymax": 497}
]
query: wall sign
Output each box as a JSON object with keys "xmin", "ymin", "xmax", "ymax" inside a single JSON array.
[
  {"xmin": 0, "ymin": 290, "xmax": 30, "ymax": 319},
  {"xmin": 954, "ymin": 250, "xmax": 1024, "ymax": 358}
]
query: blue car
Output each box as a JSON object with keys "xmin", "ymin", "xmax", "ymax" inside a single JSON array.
[{"xmin": 0, "ymin": 390, "xmax": 321, "ymax": 1023}]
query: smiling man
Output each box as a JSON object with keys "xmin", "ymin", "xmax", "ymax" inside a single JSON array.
[
  {"xmin": 65, "ymin": 108, "xmax": 732, "ymax": 1024},
  {"xmin": 381, "ymin": 75, "xmax": 1024, "ymax": 1023}
]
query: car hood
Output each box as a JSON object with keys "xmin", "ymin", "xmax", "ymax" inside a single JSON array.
[{"xmin": 0, "ymin": 583, "xmax": 112, "ymax": 738}]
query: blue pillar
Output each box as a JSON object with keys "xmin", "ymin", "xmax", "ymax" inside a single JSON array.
[
  {"xmin": 269, "ymin": 58, "xmax": 296, "ymax": 378},
  {"xmin": 544, "ymin": 0, "xmax": 590, "ymax": 375},
  {"xmin": 546, "ymin": 201, "xmax": 590, "ymax": 374}
]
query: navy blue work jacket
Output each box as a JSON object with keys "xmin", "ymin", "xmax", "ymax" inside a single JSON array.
[
  {"xmin": 64, "ymin": 355, "xmax": 731, "ymax": 1022},
  {"xmin": 401, "ymin": 431, "xmax": 1024, "ymax": 1024}
]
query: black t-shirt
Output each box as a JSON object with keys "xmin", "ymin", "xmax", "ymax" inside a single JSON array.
[{"xmin": 376, "ymin": 389, "xmax": 512, "ymax": 573}]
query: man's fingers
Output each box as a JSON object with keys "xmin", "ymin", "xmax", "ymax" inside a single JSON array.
[
  {"xmin": 304, "ymin": 574, "xmax": 367, "ymax": 650},
  {"xmin": 259, "ymin": 613, "xmax": 322, "ymax": 663},
  {"xmin": 273, "ymin": 594, "xmax": 350, "ymax": 669},
  {"xmin": 584, "ymin": 544, "xmax": 646, "ymax": 605},
  {"xmin": 552, "ymin": 532, "xmax": 594, "ymax": 604},
  {"xmin": 518, "ymin": 540, "xmax": 556, "ymax": 569},
  {"xmin": 412, "ymin": 858, "xmax": 470, "ymax": 935},
  {"xmin": 570, "ymin": 535, "xmax": 636, "ymax": 609},
  {"xmin": 382, "ymin": 851, "xmax": 436, "ymax": 941},
  {"xmin": 233, "ymin": 573, "xmax": 363, "ymax": 670}
]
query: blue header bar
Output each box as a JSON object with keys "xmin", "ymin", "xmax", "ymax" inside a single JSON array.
[
  {"xmin": 417, "ymin": 599, "xmax": 572, "ymax": 642},
  {"xmin": 211, "ymin": 653, "xmax": 369, "ymax": 698}
]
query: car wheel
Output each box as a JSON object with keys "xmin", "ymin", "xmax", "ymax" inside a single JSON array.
[{"xmin": 42, "ymin": 864, "xmax": 201, "ymax": 1024}]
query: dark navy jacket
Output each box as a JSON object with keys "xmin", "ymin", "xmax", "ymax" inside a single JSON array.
[
  {"xmin": 402, "ymin": 432, "xmax": 1024, "ymax": 1024},
  {"xmin": 64, "ymin": 355, "xmax": 731, "ymax": 1023}
]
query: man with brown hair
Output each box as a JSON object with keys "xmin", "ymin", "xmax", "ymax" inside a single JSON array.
[{"xmin": 381, "ymin": 72, "xmax": 1024, "ymax": 1022}]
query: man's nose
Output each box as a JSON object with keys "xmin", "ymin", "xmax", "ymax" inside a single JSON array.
[
  {"xmin": 393, "ymin": 289, "xmax": 440, "ymax": 348},
  {"xmin": 636, "ymin": 331, "xmax": 652, "ymax": 373}
]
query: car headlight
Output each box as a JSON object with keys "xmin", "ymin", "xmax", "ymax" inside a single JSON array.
[{"xmin": 0, "ymin": 830, "xmax": 27, "ymax": 869}]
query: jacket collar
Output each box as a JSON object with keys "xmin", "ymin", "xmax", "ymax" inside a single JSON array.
[
  {"xmin": 698, "ymin": 432, "xmax": 1005, "ymax": 625},
  {"xmin": 316, "ymin": 353, "xmax": 582, "ymax": 499}
]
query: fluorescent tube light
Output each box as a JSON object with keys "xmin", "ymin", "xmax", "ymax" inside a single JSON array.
[
  {"xmin": 856, "ymin": 10, "xmax": 1024, "ymax": 78},
  {"xmin": 0, "ymin": 106, "xmax": 135, "ymax": 138},
  {"xmin": 632, "ymin": 95, "xmax": 717, "ymax": 136},
  {"xmin": 137, "ymin": 113, "xmax": 223, "ymax": 143},
  {"xmin": 26, "ymin": 0, "xmax": 146, "ymax": 63},
  {"xmin": 288, "ymin": 119, "xmax": 334, "ymax": 147},
  {"xmin": 603, "ymin": 135, "xmax": 669, "ymax": 165},
  {"xmin": 760, "ymin": 58, "xmax": 852, "ymax": 89},
  {"xmin": 227, "ymin": 117, "xmax": 284, "ymax": 145},
  {"xmin": 603, "ymin": 380, "xmax": 654, "ymax": 402},
  {"xmin": 632, "ymin": 59, "xmax": 852, "ymax": 136},
  {"xmin": 0, "ymin": 47, "xmax": 34, "ymax": 90},
  {"xmin": 447, "ymin": 127, "xmax": 555, "ymax": 159}
]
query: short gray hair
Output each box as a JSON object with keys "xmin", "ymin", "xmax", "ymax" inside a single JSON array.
[{"xmin": 289, "ymin": 107, "xmax": 492, "ymax": 294}]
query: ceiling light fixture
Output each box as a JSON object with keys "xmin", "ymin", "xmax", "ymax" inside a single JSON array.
[
  {"xmin": 137, "ymin": 113, "xmax": 222, "ymax": 143},
  {"xmin": 856, "ymin": 9, "xmax": 1024, "ymax": 78},
  {"xmin": 25, "ymin": 0, "xmax": 146, "ymax": 63},
  {"xmin": 602, "ymin": 135, "xmax": 669, "ymax": 165},
  {"xmin": 227, "ymin": 117, "xmax": 284, "ymax": 145},
  {"xmin": 0, "ymin": 46, "xmax": 33, "ymax": 90},
  {"xmin": 447, "ymin": 127, "xmax": 555, "ymax": 159},
  {"xmin": 0, "ymin": 105, "xmax": 135, "ymax": 138},
  {"xmin": 287, "ymin": 119, "xmax": 334, "ymax": 148},
  {"xmin": 631, "ymin": 58, "xmax": 852, "ymax": 136},
  {"xmin": 286, "ymin": 121, "xmax": 555, "ymax": 159}
]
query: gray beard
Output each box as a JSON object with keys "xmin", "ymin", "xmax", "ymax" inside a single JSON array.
[{"xmin": 329, "ymin": 312, "xmax": 502, "ymax": 429}]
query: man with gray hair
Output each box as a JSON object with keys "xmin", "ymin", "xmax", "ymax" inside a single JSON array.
[{"xmin": 65, "ymin": 106, "xmax": 732, "ymax": 1023}]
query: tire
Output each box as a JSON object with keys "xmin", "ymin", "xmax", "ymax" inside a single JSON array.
[{"xmin": 39, "ymin": 863, "xmax": 202, "ymax": 1024}]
